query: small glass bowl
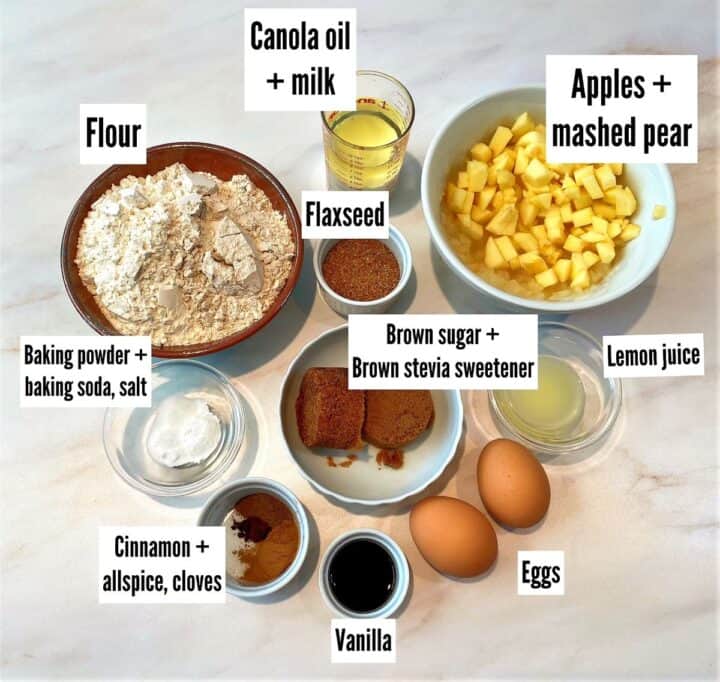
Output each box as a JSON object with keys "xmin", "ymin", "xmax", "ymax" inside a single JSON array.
[
  {"xmin": 489, "ymin": 322, "xmax": 622, "ymax": 455},
  {"xmin": 104, "ymin": 360, "xmax": 244, "ymax": 496}
]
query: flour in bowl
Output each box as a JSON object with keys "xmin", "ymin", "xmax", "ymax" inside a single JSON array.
[{"xmin": 75, "ymin": 163, "xmax": 295, "ymax": 346}]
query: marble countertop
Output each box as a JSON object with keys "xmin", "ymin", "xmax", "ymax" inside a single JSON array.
[{"xmin": 1, "ymin": 1, "xmax": 717, "ymax": 679}]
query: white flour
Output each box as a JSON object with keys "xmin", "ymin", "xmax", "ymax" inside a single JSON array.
[{"xmin": 76, "ymin": 163, "xmax": 295, "ymax": 346}]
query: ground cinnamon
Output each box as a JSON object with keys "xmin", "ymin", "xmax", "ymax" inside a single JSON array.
[{"xmin": 226, "ymin": 493, "xmax": 299, "ymax": 585}]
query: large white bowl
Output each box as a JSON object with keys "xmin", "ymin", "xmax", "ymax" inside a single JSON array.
[
  {"xmin": 421, "ymin": 86, "xmax": 676, "ymax": 312},
  {"xmin": 279, "ymin": 325, "xmax": 463, "ymax": 506}
]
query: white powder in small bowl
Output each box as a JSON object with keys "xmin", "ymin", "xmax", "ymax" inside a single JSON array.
[{"xmin": 147, "ymin": 395, "xmax": 221, "ymax": 467}]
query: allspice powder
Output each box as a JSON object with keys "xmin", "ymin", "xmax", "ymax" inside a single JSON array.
[{"xmin": 322, "ymin": 239, "xmax": 401, "ymax": 301}]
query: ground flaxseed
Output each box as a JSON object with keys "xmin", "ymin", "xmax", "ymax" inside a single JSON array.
[{"xmin": 321, "ymin": 239, "xmax": 400, "ymax": 302}]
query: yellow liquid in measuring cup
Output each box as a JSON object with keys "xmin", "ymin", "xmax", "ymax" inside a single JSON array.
[
  {"xmin": 324, "ymin": 99, "xmax": 407, "ymax": 190},
  {"xmin": 495, "ymin": 355, "xmax": 586, "ymax": 439}
]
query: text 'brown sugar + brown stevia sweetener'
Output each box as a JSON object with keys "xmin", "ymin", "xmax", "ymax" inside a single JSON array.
[{"xmin": 322, "ymin": 239, "xmax": 400, "ymax": 301}]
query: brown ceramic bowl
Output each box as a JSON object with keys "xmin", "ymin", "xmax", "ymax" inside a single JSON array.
[{"xmin": 61, "ymin": 142, "xmax": 303, "ymax": 358}]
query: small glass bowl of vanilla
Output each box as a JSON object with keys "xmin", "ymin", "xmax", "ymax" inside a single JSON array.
[{"xmin": 489, "ymin": 322, "xmax": 622, "ymax": 455}]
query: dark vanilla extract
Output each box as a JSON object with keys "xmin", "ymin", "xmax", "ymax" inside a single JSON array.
[{"xmin": 328, "ymin": 539, "xmax": 396, "ymax": 613}]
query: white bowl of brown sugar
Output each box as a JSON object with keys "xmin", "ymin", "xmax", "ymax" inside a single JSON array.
[{"xmin": 313, "ymin": 225, "xmax": 412, "ymax": 316}]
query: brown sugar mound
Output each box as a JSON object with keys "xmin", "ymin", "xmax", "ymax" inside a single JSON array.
[
  {"xmin": 363, "ymin": 390, "xmax": 434, "ymax": 448},
  {"xmin": 296, "ymin": 368, "xmax": 365, "ymax": 450}
]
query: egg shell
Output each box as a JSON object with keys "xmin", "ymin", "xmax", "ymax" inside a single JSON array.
[
  {"xmin": 476, "ymin": 439, "xmax": 550, "ymax": 529},
  {"xmin": 409, "ymin": 496, "xmax": 498, "ymax": 578}
]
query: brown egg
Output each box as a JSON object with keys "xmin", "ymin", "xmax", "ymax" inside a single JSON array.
[
  {"xmin": 476, "ymin": 439, "xmax": 550, "ymax": 528},
  {"xmin": 409, "ymin": 496, "xmax": 497, "ymax": 578}
]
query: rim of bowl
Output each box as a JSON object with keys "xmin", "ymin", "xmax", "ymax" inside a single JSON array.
[
  {"xmin": 61, "ymin": 141, "xmax": 304, "ymax": 358},
  {"xmin": 312, "ymin": 225, "xmax": 413, "ymax": 308},
  {"xmin": 420, "ymin": 85, "xmax": 677, "ymax": 312},
  {"xmin": 197, "ymin": 476, "xmax": 310, "ymax": 598},
  {"xmin": 321, "ymin": 69, "xmax": 416, "ymax": 148},
  {"xmin": 103, "ymin": 359, "xmax": 245, "ymax": 497},
  {"xmin": 278, "ymin": 323, "xmax": 464, "ymax": 506},
  {"xmin": 318, "ymin": 528, "xmax": 410, "ymax": 618},
  {"xmin": 488, "ymin": 321, "xmax": 623, "ymax": 454}
]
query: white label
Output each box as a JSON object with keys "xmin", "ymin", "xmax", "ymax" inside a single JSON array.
[
  {"xmin": 546, "ymin": 55, "xmax": 697, "ymax": 163},
  {"xmin": 603, "ymin": 333, "xmax": 704, "ymax": 378},
  {"xmin": 348, "ymin": 314, "xmax": 538, "ymax": 390},
  {"xmin": 244, "ymin": 8, "xmax": 356, "ymax": 111},
  {"xmin": 98, "ymin": 527, "xmax": 225, "ymax": 604},
  {"xmin": 79, "ymin": 104, "xmax": 147, "ymax": 164},
  {"xmin": 517, "ymin": 551, "xmax": 565, "ymax": 596},
  {"xmin": 20, "ymin": 336, "xmax": 151, "ymax": 408},
  {"xmin": 331, "ymin": 619, "xmax": 396, "ymax": 663},
  {"xmin": 302, "ymin": 191, "xmax": 389, "ymax": 239}
]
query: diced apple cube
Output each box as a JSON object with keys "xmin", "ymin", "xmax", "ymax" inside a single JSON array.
[
  {"xmin": 573, "ymin": 165, "xmax": 595, "ymax": 185},
  {"xmin": 570, "ymin": 269, "xmax": 590, "ymax": 290},
  {"xmin": 595, "ymin": 165, "xmax": 616, "ymax": 191},
  {"xmin": 486, "ymin": 205, "xmax": 518, "ymax": 235},
  {"xmin": 513, "ymin": 232, "xmax": 539, "ymax": 253},
  {"xmin": 495, "ymin": 235, "xmax": 518, "ymax": 261},
  {"xmin": 582, "ymin": 251, "xmax": 600, "ymax": 268},
  {"xmin": 572, "ymin": 207, "xmax": 594, "ymax": 227},
  {"xmin": 563, "ymin": 234, "xmax": 584, "ymax": 252},
  {"xmin": 497, "ymin": 169, "xmax": 515, "ymax": 189},
  {"xmin": 489, "ymin": 126, "xmax": 513, "ymax": 156},
  {"xmin": 519, "ymin": 198, "xmax": 538, "ymax": 227},
  {"xmin": 511, "ymin": 111, "xmax": 535, "ymax": 138},
  {"xmin": 531, "ymin": 193, "xmax": 552, "ymax": 211},
  {"xmin": 596, "ymin": 241, "xmax": 616, "ymax": 264},
  {"xmin": 560, "ymin": 203, "xmax": 573, "ymax": 223},
  {"xmin": 591, "ymin": 216, "xmax": 609, "ymax": 234},
  {"xmin": 573, "ymin": 191, "xmax": 593, "ymax": 210},
  {"xmin": 535, "ymin": 268, "xmax": 559, "ymax": 288},
  {"xmin": 571, "ymin": 252, "xmax": 586, "ymax": 279},
  {"xmin": 456, "ymin": 213, "xmax": 484, "ymax": 240},
  {"xmin": 608, "ymin": 220, "xmax": 623, "ymax": 238},
  {"xmin": 460, "ymin": 189, "xmax": 474, "ymax": 214},
  {"xmin": 552, "ymin": 188, "xmax": 569, "ymax": 206},
  {"xmin": 582, "ymin": 173, "xmax": 604, "ymax": 200},
  {"xmin": 524, "ymin": 159, "xmax": 551, "ymax": 188},
  {"xmin": 620, "ymin": 223, "xmax": 641, "ymax": 242},
  {"xmin": 518, "ymin": 252, "xmax": 547, "ymax": 274},
  {"xmin": 466, "ymin": 160, "xmax": 488, "ymax": 192},
  {"xmin": 478, "ymin": 186, "xmax": 496, "ymax": 210},
  {"xmin": 484, "ymin": 237, "xmax": 506, "ymax": 269},
  {"xmin": 513, "ymin": 147, "xmax": 529, "ymax": 175},
  {"xmin": 487, "ymin": 165, "xmax": 497, "ymax": 187},
  {"xmin": 470, "ymin": 143, "xmax": 492, "ymax": 162},
  {"xmin": 652, "ymin": 204, "xmax": 667, "ymax": 219},
  {"xmin": 554, "ymin": 258, "xmax": 572, "ymax": 282},
  {"xmin": 581, "ymin": 230, "xmax": 604, "ymax": 244},
  {"xmin": 470, "ymin": 207, "xmax": 493, "ymax": 224},
  {"xmin": 593, "ymin": 201, "xmax": 616, "ymax": 220},
  {"xmin": 614, "ymin": 187, "xmax": 637, "ymax": 216},
  {"xmin": 447, "ymin": 183, "xmax": 465, "ymax": 212},
  {"xmin": 547, "ymin": 223, "xmax": 565, "ymax": 244},
  {"xmin": 530, "ymin": 224, "xmax": 549, "ymax": 246},
  {"xmin": 516, "ymin": 130, "xmax": 544, "ymax": 147},
  {"xmin": 493, "ymin": 151, "xmax": 514, "ymax": 171}
]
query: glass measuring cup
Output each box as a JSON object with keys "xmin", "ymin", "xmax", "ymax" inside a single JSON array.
[{"xmin": 321, "ymin": 70, "xmax": 415, "ymax": 191}]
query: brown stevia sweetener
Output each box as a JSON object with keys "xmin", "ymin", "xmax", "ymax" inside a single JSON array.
[{"xmin": 322, "ymin": 239, "xmax": 400, "ymax": 301}]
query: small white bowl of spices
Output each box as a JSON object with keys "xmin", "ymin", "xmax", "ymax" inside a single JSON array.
[{"xmin": 313, "ymin": 225, "xmax": 412, "ymax": 316}]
